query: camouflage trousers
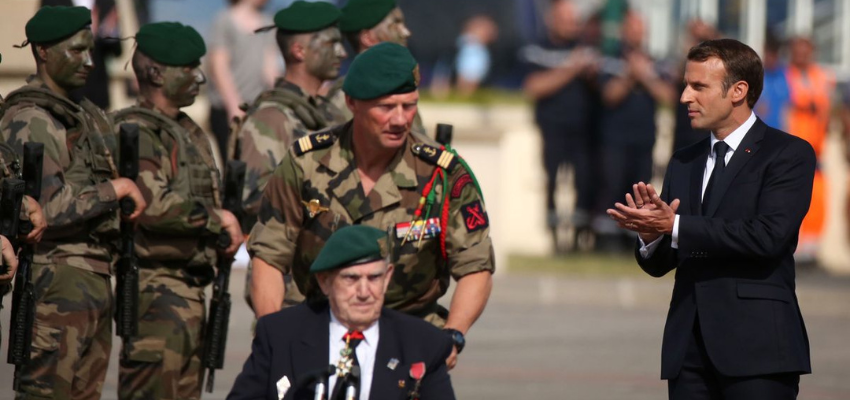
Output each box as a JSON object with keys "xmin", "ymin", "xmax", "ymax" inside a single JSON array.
[
  {"xmin": 16, "ymin": 263, "xmax": 113, "ymax": 400},
  {"xmin": 118, "ymin": 269, "xmax": 206, "ymax": 400}
]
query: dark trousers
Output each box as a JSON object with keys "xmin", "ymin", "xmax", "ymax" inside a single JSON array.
[
  {"xmin": 209, "ymin": 106, "xmax": 231, "ymax": 163},
  {"xmin": 668, "ymin": 319, "xmax": 800, "ymax": 400},
  {"xmin": 540, "ymin": 124, "xmax": 595, "ymax": 214}
]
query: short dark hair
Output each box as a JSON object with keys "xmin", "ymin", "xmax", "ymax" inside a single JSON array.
[
  {"xmin": 687, "ymin": 38, "xmax": 763, "ymax": 108},
  {"xmin": 276, "ymin": 29, "xmax": 307, "ymax": 64}
]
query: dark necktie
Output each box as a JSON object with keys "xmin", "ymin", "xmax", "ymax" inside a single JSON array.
[
  {"xmin": 702, "ymin": 141, "xmax": 730, "ymax": 215},
  {"xmin": 332, "ymin": 330, "xmax": 364, "ymax": 400}
]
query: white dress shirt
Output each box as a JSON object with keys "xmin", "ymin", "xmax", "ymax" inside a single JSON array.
[
  {"xmin": 639, "ymin": 112, "xmax": 757, "ymax": 258},
  {"xmin": 328, "ymin": 313, "xmax": 379, "ymax": 400}
]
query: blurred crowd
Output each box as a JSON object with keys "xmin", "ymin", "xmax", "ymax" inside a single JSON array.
[
  {"xmin": 519, "ymin": 0, "xmax": 850, "ymax": 262},
  {"xmin": 34, "ymin": 0, "xmax": 850, "ymax": 263}
]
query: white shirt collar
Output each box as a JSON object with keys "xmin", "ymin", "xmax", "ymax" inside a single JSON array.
[
  {"xmin": 329, "ymin": 310, "xmax": 379, "ymax": 346},
  {"xmin": 710, "ymin": 111, "xmax": 756, "ymax": 153}
]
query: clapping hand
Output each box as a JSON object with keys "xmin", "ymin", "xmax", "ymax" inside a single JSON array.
[{"xmin": 606, "ymin": 182, "xmax": 680, "ymax": 243}]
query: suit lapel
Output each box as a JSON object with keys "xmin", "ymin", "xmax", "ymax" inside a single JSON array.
[
  {"xmin": 290, "ymin": 304, "xmax": 330, "ymax": 389},
  {"xmin": 370, "ymin": 313, "xmax": 406, "ymax": 400},
  {"xmin": 704, "ymin": 120, "xmax": 765, "ymax": 217},
  {"xmin": 689, "ymin": 146, "xmax": 709, "ymax": 216}
]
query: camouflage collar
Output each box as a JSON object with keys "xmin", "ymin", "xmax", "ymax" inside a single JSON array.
[
  {"xmin": 321, "ymin": 123, "xmax": 419, "ymax": 189},
  {"xmin": 25, "ymin": 74, "xmax": 80, "ymax": 106},
  {"xmin": 275, "ymin": 78, "xmax": 325, "ymax": 106},
  {"xmin": 136, "ymin": 98, "xmax": 188, "ymax": 121}
]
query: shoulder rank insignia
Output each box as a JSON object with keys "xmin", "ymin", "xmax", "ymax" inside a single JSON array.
[
  {"xmin": 294, "ymin": 132, "xmax": 335, "ymax": 156},
  {"xmin": 411, "ymin": 143, "xmax": 458, "ymax": 171}
]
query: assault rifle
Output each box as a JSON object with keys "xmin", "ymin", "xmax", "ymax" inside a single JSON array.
[
  {"xmin": 435, "ymin": 123, "xmax": 453, "ymax": 146},
  {"xmin": 203, "ymin": 160, "xmax": 246, "ymax": 392},
  {"xmin": 0, "ymin": 178, "xmax": 24, "ymax": 274},
  {"xmin": 115, "ymin": 124, "xmax": 140, "ymax": 342},
  {"xmin": 6, "ymin": 142, "xmax": 44, "ymax": 390}
]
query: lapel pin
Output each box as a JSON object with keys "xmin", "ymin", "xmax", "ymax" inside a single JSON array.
[
  {"xmin": 398, "ymin": 380, "xmax": 406, "ymax": 388},
  {"xmin": 745, "ymin": 148, "xmax": 751, "ymax": 153},
  {"xmin": 388, "ymin": 358, "xmax": 400, "ymax": 370}
]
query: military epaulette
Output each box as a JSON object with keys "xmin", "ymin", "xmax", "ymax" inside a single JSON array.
[
  {"xmin": 294, "ymin": 131, "xmax": 336, "ymax": 156},
  {"xmin": 411, "ymin": 143, "xmax": 458, "ymax": 171}
]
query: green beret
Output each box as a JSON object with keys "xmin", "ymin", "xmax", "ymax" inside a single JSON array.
[
  {"xmin": 343, "ymin": 42, "xmax": 419, "ymax": 100},
  {"xmin": 26, "ymin": 6, "xmax": 92, "ymax": 44},
  {"xmin": 136, "ymin": 22, "xmax": 206, "ymax": 66},
  {"xmin": 339, "ymin": 0, "xmax": 396, "ymax": 33},
  {"xmin": 274, "ymin": 1, "xmax": 341, "ymax": 33},
  {"xmin": 310, "ymin": 225, "xmax": 387, "ymax": 273}
]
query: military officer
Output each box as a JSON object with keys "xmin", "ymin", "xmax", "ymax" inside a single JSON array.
[
  {"xmin": 0, "ymin": 6, "xmax": 147, "ymax": 399},
  {"xmin": 249, "ymin": 43, "xmax": 494, "ymax": 369},
  {"xmin": 328, "ymin": 0, "xmax": 426, "ymax": 134},
  {"xmin": 235, "ymin": 0, "xmax": 350, "ymax": 309},
  {"xmin": 112, "ymin": 22, "xmax": 244, "ymax": 400}
]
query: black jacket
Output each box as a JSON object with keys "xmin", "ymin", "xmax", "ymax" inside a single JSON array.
[
  {"xmin": 637, "ymin": 119, "xmax": 814, "ymax": 379},
  {"xmin": 227, "ymin": 301, "xmax": 456, "ymax": 400}
]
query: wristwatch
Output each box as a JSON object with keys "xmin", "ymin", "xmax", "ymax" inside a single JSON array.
[{"xmin": 444, "ymin": 328, "xmax": 466, "ymax": 354}]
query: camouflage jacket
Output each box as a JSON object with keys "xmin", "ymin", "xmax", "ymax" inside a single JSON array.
[
  {"xmin": 248, "ymin": 122, "xmax": 495, "ymax": 317},
  {"xmin": 0, "ymin": 76, "xmax": 120, "ymax": 275},
  {"xmin": 326, "ymin": 75, "xmax": 427, "ymax": 135},
  {"xmin": 234, "ymin": 79, "xmax": 348, "ymax": 226},
  {"xmin": 112, "ymin": 102, "xmax": 223, "ymax": 291}
]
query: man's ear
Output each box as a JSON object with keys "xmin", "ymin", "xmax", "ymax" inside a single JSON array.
[
  {"xmin": 316, "ymin": 271, "xmax": 332, "ymax": 296},
  {"xmin": 345, "ymin": 95, "xmax": 356, "ymax": 113},
  {"xmin": 148, "ymin": 65, "xmax": 165, "ymax": 87},
  {"xmin": 361, "ymin": 29, "xmax": 378, "ymax": 49},
  {"xmin": 731, "ymin": 80, "xmax": 749, "ymax": 104},
  {"xmin": 290, "ymin": 38, "xmax": 307, "ymax": 62},
  {"xmin": 35, "ymin": 44, "xmax": 49, "ymax": 63}
]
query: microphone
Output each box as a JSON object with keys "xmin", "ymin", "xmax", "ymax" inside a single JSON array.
[
  {"xmin": 344, "ymin": 366, "xmax": 360, "ymax": 400},
  {"xmin": 314, "ymin": 365, "xmax": 337, "ymax": 400}
]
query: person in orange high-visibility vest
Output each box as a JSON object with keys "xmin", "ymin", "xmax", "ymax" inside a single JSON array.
[{"xmin": 786, "ymin": 37, "xmax": 833, "ymax": 263}]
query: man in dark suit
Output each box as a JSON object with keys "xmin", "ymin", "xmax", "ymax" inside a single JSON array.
[
  {"xmin": 228, "ymin": 225, "xmax": 455, "ymax": 400},
  {"xmin": 607, "ymin": 39, "xmax": 814, "ymax": 400}
]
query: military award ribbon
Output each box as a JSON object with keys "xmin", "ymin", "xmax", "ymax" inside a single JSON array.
[{"xmin": 407, "ymin": 362, "xmax": 426, "ymax": 400}]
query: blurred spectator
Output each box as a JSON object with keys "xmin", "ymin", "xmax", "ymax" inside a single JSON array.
[
  {"xmin": 455, "ymin": 15, "xmax": 499, "ymax": 97},
  {"xmin": 671, "ymin": 19, "xmax": 718, "ymax": 151},
  {"xmin": 520, "ymin": 0, "xmax": 596, "ymax": 252},
  {"xmin": 594, "ymin": 10, "xmax": 675, "ymax": 252},
  {"xmin": 839, "ymin": 82, "xmax": 850, "ymax": 242},
  {"xmin": 755, "ymin": 33, "xmax": 790, "ymax": 130},
  {"xmin": 207, "ymin": 0, "xmax": 279, "ymax": 161},
  {"xmin": 786, "ymin": 36, "xmax": 833, "ymax": 263},
  {"xmin": 41, "ymin": 0, "xmax": 121, "ymax": 109}
]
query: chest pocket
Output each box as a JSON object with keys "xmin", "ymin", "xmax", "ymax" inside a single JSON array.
[{"xmin": 184, "ymin": 144, "xmax": 219, "ymax": 207}]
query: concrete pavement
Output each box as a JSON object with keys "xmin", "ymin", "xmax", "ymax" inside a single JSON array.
[{"xmin": 1, "ymin": 267, "xmax": 849, "ymax": 399}]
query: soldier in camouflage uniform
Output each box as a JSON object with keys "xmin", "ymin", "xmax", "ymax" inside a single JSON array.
[
  {"xmin": 0, "ymin": 6, "xmax": 147, "ymax": 399},
  {"xmin": 328, "ymin": 0, "xmax": 426, "ymax": 134},
  {"xmin": 236, "ymin": 1, "xmax": 349, "ymax": 309},
  {"xmin": 113, "ymin": 23, "xmax": 244, "ymax": 400},
  {"xmin": 249, "ymin": 43, "xmax": 494, "ymax": 370}
]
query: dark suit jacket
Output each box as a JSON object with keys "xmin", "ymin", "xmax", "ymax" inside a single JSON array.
[
  {"xmin": 637, "ymin": 119, "xmax": 814, "ymax": 380},
  {"xmin": 227, "ymin": 301, "xmax": 456, "ymax": 400}
]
